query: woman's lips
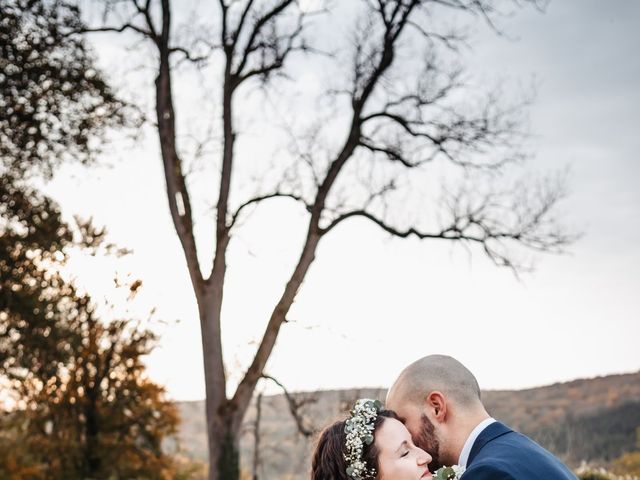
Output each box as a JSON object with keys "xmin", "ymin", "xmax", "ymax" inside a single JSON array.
[{"xmin": 421, "ymin": 469, "xmax": 433, "ymax": 478}]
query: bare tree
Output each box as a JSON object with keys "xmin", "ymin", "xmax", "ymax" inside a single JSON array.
[
  {"xmin": 248, "ymin": 376, "xmax": 316, "ymax": 480},
  {"xmin": 261, "ymin": 374, "xmax": 317, "ymax": 438},
  {"xmin": 75, "ymin": 0, "xmax": 573, "ymax": 478}
]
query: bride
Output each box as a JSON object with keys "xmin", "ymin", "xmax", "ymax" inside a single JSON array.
[{"xmin": 311, "ymin": 399, "xmax": 433, "ymax": 480}]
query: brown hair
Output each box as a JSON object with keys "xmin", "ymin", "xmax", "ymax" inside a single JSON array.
[{"xmin": 311, "ymin": 409, "xmax": 398, "ymax": 480}]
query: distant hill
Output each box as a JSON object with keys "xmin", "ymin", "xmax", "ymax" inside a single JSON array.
[{"xmin": 175, "ymin": 372, "xmax": 640, "ymax": 479}]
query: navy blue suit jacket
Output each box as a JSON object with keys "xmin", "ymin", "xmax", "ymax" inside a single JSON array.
[{"xmin": 461, "ymin": 422, "xmax": 577, "ymax": 480}]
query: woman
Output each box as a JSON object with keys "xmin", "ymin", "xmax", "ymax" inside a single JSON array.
[{"xmin": 311, "ymin": 399, "xmax": 433, "ymax": 480}]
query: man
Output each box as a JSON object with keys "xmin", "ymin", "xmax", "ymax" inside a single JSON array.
[{"xmin": 386, "ymin": 355, "xmax": 577, "ymax": 479}]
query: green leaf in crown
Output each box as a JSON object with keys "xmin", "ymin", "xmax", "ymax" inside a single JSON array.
[{"xmin": 435, "ymin": 466, "xmax": 460, "ymax": 480}]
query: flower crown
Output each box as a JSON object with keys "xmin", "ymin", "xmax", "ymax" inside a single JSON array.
[{"xmin": 343, "ymin": 398, "xmax": 383, "ymax": 480}]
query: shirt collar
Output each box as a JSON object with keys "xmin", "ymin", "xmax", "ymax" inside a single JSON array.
[{"xmin": 458, "ymin": 417, "xmax": 496, "ymax": 468}]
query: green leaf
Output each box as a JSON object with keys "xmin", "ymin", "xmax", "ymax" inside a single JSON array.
[{"xmin": 435, "ymin": 466, "xmax": 457, "ymax": 480}]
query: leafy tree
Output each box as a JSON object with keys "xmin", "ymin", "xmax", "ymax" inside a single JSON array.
[
  {"xmin": 576, "ymin": 470, "xmax": 614, "ymax": 480},
  {"xmin": 1, "ymin": 2, "xmax": 183, "ymax": 476},
  {"xmin": 613, "ymin": 427, "xmax": 640, "ymax": 478},
  {"xmin": 614, "ymin": 451, "xmax": 640, "ymax": 479},
  {"xmin": 0, "ymin": 177, "xmax": 184, "ymax": 479},
  {"xmin": 71, "ymin": 1, "xmax": 573, "ymax": 478},
  {"xmin": 0, "ymin": 0, "xmax": 133, "ymax": 178}
]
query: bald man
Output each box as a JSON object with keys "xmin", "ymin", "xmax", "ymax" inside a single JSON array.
[{"xmin": 386, "ymin": 355, "xmax": 577, "ymax": 480}]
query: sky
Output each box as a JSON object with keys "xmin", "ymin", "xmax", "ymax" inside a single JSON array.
[{"xmin": 44, "ymin": 0, "xmax": 640, "ymax": 401}]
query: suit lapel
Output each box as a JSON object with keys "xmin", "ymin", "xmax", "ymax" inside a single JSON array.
[{"xmin": 467, "ymin": 421, "xmax": 513, "ymax": 466}]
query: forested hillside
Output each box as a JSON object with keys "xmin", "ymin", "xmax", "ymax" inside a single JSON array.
[{"xmin": 176, "ymin": 372, "xmax": 640, "ymax": 478}]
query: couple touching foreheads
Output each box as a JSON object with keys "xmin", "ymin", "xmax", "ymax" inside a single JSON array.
[{"xmin": 311, "ymin": 355, "xmax": 577, "ymax": 480}]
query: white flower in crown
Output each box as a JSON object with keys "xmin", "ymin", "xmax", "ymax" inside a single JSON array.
[
  {"xmin": 343, "ymin": 398, "xmax": 383, "ymax": 480},
  {"xmin": 434, "ymin": 465, "xmax": 466, "ymax": 480}
]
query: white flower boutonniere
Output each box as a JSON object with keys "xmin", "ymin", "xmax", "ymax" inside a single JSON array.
[{"xmin": 434, "ymin": 465, "xmax": 465, "ymax": 480}]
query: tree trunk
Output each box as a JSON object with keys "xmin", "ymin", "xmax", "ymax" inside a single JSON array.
[
  {"xmin": 252, "ymin": 393, "xmax": 263, "ymax": 480},
  {"xmin": 197, "ymin": 285, "xmax": 235, "ymax": 480},
  {"xmin": 84, "ymin": 389, "xmax": 100, "ymax": 477},
  {"xmin": 216, "ymin": 415, "xmax": 240, "ymax": 480},
  {"xmin": 204, "ymin": 402, "xmax": 241, "ymax": 480}
]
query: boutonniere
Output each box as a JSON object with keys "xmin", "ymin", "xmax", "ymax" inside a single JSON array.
[{"xmin": 434, "ymin": 465, "xmax": 465, "ymax": 480}]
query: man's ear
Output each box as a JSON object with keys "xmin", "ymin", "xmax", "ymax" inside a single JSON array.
[{"xmin": 425, "ymin": 391, "xmax": 447, "ymax": 422}]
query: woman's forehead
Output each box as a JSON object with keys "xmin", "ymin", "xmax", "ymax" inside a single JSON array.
[{"xmin": 378, "ymin": 417, "xmax": 412, "ymax": 450}]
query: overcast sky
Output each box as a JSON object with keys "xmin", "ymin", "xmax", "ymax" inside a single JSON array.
[{"xmin": 46, "ymin": 0, "xmax": 639, "ymax": 401}]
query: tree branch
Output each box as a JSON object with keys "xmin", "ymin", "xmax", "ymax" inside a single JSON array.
[
  {"xmin": 75, "ymin": 23, "xmax": 154, "ymax": 40},
  {"xmin": 229, "ymin": 230, "xmax": 321, "ymax": 432},
  {"xmin": 169, "ymin": 46, "xmax": 210, "ymax": 65},
  {"xmin": 319, "ymin": 176, "xmax": 575, "ymax": 273},
  {"xmin": 77, "ymin": 0, "xmax": 159, "ymax": 43},
  {"xmin": 261, "ymin": 374, "xmax": 316, "ymax": 437},
  {"xmin": 229, "ymin": 192, "xmax": 310, "ymax": 228},
  {"xmin": 237, "ymin": 18, "xmax": 306, "ymax": 84},
  {"xmin": 154, "ymin": 0, "xmax": 203, "ymax": 290},
  {"xmin": 234, "ymin": 0, "xmax": 297, "ymax": 76},
  {"xmin": 359, "ymin": 137, "xmax": 436, "ymax": 168},
  {"xmin": 231, "ymin": 0, "xmax": 257, "ymax": 45},
  {"xmin": 362, "ymin": 111, "xmax": 441, "ymax": 144},
  {"xmin": 132, "ymin": 0, "xmax": 159, "ymax": 39},
  {"xmin": 406, "ymin": 20, "xmax": 467, "ymax": 51}
]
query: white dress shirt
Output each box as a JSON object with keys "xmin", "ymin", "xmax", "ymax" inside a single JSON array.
[{"xmin": 457, "ymin": 417, "xmax": 497, "ymax": 468}]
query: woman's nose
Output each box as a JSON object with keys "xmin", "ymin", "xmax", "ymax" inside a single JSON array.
[{"xmin": 417, "ymin": 448, "xmax": 432, "ymax": 466}]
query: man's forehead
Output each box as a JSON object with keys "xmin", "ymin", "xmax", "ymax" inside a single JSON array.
[{"xmin": 386, "ymin": 380, "xmax": 408, "ymax": 405}]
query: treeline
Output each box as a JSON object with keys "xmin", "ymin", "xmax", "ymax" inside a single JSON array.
[
  {"xmin": 529, "ymin": 402, "xmax": 640, "ymax": 464},
  {"xmin": 173, "ymin": 381, "xmax": 640, "ymax": 479}
]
